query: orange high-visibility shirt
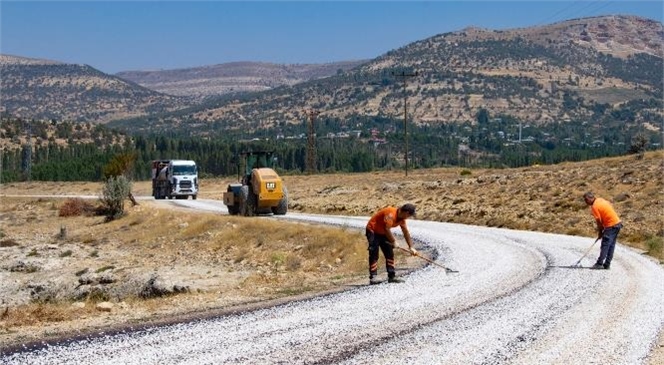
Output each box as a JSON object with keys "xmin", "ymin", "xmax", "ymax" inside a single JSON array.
[
  {"xmin": 366, "ymin": 206, "xmax": 406, "ymax": 235},
  {"xmin": 591, "ymin": 197, "xmax": 621, "ymax": 228}
]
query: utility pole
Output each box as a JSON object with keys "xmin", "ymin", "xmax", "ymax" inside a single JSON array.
[
  {"xmin": 392, "ymin": 70, "xmax": 418, "ymax": 176},
  {"xmin": 303, "ymin": 109, "xmax": 320, "ymax": 174}
]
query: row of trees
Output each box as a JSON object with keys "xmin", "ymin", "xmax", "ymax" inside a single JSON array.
[
  {"xmin": 0, "ymin": 135, "xmax": 388, "ymax": 182},
  {"xmin": 2, "ymin": 118, "xmax": 656, "ymax": 183}
]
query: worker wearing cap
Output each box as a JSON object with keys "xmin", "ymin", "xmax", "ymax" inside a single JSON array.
[
  {"xmin": 366, "ymin": 203, "xmax": 417, "ymax": 284},
  {"xmin": 583, "ymin": 192, "xmax": 623, "ymax": 270}
]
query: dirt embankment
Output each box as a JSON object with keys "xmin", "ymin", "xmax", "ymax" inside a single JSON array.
[{"xmin": 0, "ymin": 198, "xmax": 425, "ymax": 348}]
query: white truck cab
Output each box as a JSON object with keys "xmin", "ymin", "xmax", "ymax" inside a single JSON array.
[{"xmin": 152, "ymin": 159, "xmax": 199, "ymax": 200}]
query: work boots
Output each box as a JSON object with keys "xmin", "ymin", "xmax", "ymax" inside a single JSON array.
[
  {"xmin": 369, "ymin": 277, "xmax": 382, "ymax": 285},
  {"xmin": 369, "ymin": 276, "xmax": 405, "ymax": 284},
  {"xmin": 388, "ymin": 276, "xmax": 405, "ymax": 284}
]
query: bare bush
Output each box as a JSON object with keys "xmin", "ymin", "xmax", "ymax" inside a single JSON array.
[
  {"xmin": 58, "ymin": 198, "xmax": 96, "ymax": 217},
  {"xmin": 0, "ymin": 238, "xmax": 20, "ymax": 247}
]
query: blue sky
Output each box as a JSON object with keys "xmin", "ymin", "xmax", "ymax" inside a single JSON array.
[{"xmin": 1, "ymin": 1, "xmax": 662, "ymax": 74}]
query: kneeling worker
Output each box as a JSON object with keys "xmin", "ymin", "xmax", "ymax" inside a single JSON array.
[{"xmin": 366, "ymin": 203, "xmax": 417, "ymax": 284}]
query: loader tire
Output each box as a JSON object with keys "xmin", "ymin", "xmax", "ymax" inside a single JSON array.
[
  {"xmin": 272, "ymin": 186, "xmax": 288, "ymax": 215},
  {"xmin": 239, "ymin": 185, "xmax": 256, "ymax": 217}
]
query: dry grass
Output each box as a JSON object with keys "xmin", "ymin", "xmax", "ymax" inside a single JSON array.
[
  {"xmin": 0, "ymin": 196, "xmax": 381, "ymax": 343},
  {"xmin": 277, "ymin": 151, "xmax": 664, "ymax": 262},
  {"xmin": 0, "ymin": 303, "xmax": 81, "ymax": 328}
]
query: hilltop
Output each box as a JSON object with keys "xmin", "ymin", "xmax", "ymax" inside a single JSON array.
[
  {"xmin": 0, "ymin": 55, "xmax": 187, "ymax": 123},
  {"xmin": 109, "ymin": 15, "xmax": 663, "ymax": 135}
]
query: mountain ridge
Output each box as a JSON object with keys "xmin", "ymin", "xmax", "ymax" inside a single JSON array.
[
  {"xmin": 1, "ymin": 14, "xmax": 661, "ymax": 133},
  {"xmin": 115, "ymin": 60, "xmax": 369, "ymax": 98},
  {"xmin": 108, "ymin": 14, "xmax": 661, "ymax": 135}
]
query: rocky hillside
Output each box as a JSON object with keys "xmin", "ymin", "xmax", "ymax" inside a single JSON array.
[
  {"xmin": 0, "ymin": 55, "xmax": 188, "ymax": 123},
  {"xmin": 116, "ymin": 60, "xmax": 368, "ymax": 98},
  {"xmin": 109, "ymin": 15, "xmax": 662, "ymax": 135},
  {"xmin": 450, "ymin": 15, "xmax": 662, "ymax": 59}
]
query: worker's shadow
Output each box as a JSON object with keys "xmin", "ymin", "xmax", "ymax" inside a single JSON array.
[{"xmin": 548, "ymin": 265, "xmax": 595, "ymax": 270}]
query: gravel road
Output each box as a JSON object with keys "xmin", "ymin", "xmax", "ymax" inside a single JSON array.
[{"xmin": 2, "ymin": 199, "xmax": 663, "ymax": 364}]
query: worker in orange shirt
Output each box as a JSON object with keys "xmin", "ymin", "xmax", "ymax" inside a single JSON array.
[
  {"xmin": 366, "ymin": 203, "xmax": 417, "ymax": 284},
  {"xmin": 583, "ymin": 192, "xmax": 623, "ymax": 270}
]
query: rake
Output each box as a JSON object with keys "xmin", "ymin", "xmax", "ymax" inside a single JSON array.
[
  {"xmin": 393, "ymin": 244, "xmax": 459, "ymax": 273},
  {"xmin": 573, "ymin": 237, "xmax": 601, "ymax": 267}
]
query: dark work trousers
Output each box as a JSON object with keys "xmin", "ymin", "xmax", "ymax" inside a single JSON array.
[
  {"xmin": 596, "ymin": 222, "xmax": 623, "ymax": 267},
  {"xmin": 366, "ymin": 229, "xmax": 396, "ymax": 279}
]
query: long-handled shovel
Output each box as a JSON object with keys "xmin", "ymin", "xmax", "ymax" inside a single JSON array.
[
  {"xmin": 573, "ymin": 237, "xmax": 601, "ymax": 267},
  {"xmin": 393, "ymin": 244, "xmax": 458, "ymax": 273}
]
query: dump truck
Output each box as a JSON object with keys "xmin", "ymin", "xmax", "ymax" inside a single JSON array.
[
  {"xmin": 151, "ymin": 159, "xmax": 199, "ymax": 200},
  {"xmin": 223, "ymin": 151, "xmax": 287, "ymax": 216}
]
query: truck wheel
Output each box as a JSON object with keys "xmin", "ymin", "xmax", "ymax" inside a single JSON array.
[
  {"xmin": 272, "ymin": 186, "xmax": 288, "ymax": 215},
  {"xmin": 226, "ymin": 187, "xmax": 239, "ymax": 215},
  {"xmin": 192, "ymin": 195, "xmax": 197, "ymax": 200},
  {"xmin": 227, "ymin": 202, "xmax": 239, "ymax": 215}
]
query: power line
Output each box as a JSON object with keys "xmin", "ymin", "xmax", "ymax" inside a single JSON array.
[
  {"xmin": 538, "ymin": 0, "xmax": 586, "ymax": 26},
  {"xmin": 537, "ymin": 1, "xmax": 613, "ymax": 29},
  {"xmin": 576, "ymin": 1, "xmax": 615, "ymax": 20}
]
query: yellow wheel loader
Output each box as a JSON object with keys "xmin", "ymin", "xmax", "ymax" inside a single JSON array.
[{"xmin": 223, "ymin": 151, "xmax": 288, "ymax": 216}]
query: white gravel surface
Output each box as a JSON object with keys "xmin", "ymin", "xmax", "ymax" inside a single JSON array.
[{"xmin": 2, "ymin": 199, "xmax": 663, "ymax": 364}]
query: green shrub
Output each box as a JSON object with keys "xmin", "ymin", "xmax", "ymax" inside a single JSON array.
[
  {"xmin": 645, "ymin": 237, "xmax": 663, "ymax": 261},
  {"xmin": 100, "ymin": 175, "xmax": 132, "ymax": 221}
]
